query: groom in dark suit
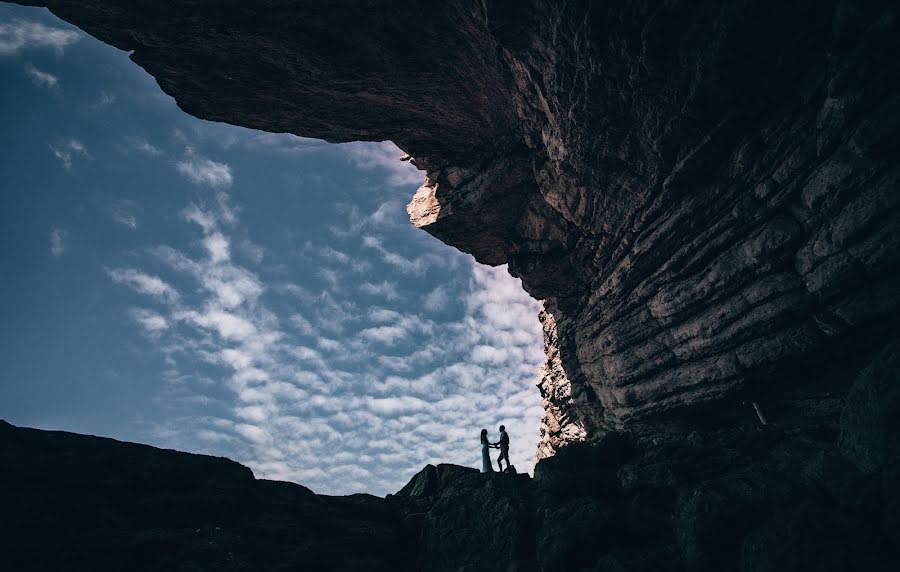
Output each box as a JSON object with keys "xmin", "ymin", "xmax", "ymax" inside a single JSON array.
[{"xmin": 494, "ymin": 425, "xmax": 510, "ymax": 472}]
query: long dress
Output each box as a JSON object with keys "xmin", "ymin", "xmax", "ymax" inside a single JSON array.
[{"xmin": 481, "ymin": 442, "xmax": 494, "ymax": 473}]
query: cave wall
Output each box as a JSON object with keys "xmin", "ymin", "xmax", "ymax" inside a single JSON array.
[{"xmin": 17, "ymin": 0, "xmax": 900, "ymax": 458}]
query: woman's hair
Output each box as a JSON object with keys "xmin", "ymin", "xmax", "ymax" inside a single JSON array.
[{"xmin": 480, "ymin": 428, "xmax": 488, "ymax": 443}]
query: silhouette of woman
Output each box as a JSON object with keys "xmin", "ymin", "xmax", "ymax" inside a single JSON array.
[{"xmin": 480, "ymin": 428, "xmax": 494, "ymax": 473}]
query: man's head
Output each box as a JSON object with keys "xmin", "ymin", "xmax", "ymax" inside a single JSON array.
[{"xmin": 499, "ymin": 425, "xmax": 505, "ymax": 432}]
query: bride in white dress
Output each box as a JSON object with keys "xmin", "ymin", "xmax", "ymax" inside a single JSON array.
[{"xmin": 480, "ymin": 429, "xmax": 495, "ymax": 473}]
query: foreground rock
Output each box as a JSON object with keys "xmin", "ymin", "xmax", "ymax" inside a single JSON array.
[
  {"xmin": 0, "ymin": 420, "xmax": 410, "ymax": 571},
  {"xmin": 4, "ymin": 344, "xmax": 898, "ymax": 570}
]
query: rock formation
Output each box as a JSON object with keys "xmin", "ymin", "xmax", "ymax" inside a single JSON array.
[
  {"xmin": 8, "ymin": 0, "xmax": 900, "ymax": 569},
  {"xmin": 4, "ymin": 346, "xmax": 899, "ymax": 570}
]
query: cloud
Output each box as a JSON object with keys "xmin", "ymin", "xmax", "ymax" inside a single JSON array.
[
  {"xmin": 111, "ymin": 185, "xmax": 544, "ymax": 497},
  {"xmin": 361, "ymin": 235, "xmax": 428, "ymax": 276},
  {"xmin": 110, "ymin": 200, "xmax": 139, "ymax": 229},
  {"xmin": 106, "ymin": 268, "xmax": 180, "ymax": 302},
  {"xmin": 0, "ymin": 19, "xmax": 80, "ymax": 55},
  {"xmin": 126, "ymin": 136, "xmax": 162, "ymax": 156},
  {"xmin": 175, "ymin": 151, "xmax": 233, "ymax": 188},
  {"xmin": 203, "ymin": 232, "xmax": 230, "ymax": 264},
  {"xmin": 359, "ymin": 325, "xmax": 407, "ymax": 345},
  {"xmin": 327, "ymin": 200, "xmax": 410, "ymax": 241},
  {"xmin": 49, "ymin": 228, "xmax": 66, "ymax": 257},
  {"xmin": 91, "ymin": 90, "xmax": 116, "ymax": 108},
  {"xmin": 360, "ymin": 280, "xmax": 399, "ymax": 301},
  {"xmin": 341, "ymin": 141, "xmax": 423, "ymax": 187},
  {"xmin": 24, "ymin": 63, "xmax": 58, "ymax": 89},
  {"xmin": 48, "ymin": 138, "xmax": 89, "ymax": 171},
  {"xmin": 129, "ymin": 308, "xmax": 168, "ymax": 332},
  {"xmin": 423, "ymin": 285, "xmax": 450, "ymax": 312}
]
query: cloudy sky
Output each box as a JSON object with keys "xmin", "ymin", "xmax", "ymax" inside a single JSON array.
[{"xmin": 0, "ymin": 4, "xmax": 546, "ymax": 495}]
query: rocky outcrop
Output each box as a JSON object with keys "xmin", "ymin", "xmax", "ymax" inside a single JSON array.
[
  {"xmin": 0, "ymin": 420, "xmax": 411, "ymax": 571},
  {"xmin": 5, "ymin": 342, "xmax": 899, "ymax": 570},
  {"xmin": 18, "ymin": 0, "xmax": 900, "ymax": 457}
]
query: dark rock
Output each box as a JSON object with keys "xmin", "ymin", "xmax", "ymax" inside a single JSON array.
[
  {"xmin": 415, "ymin": 472, "xmax": 535, "ymax": 572},
  {"xmin": 0, "ymin": 421, "xmax": 410, "ymax": 572},
  {"xmin": 3, "ymin": 419, "xmax": 900, "ymax": 570},
  {"xmin": 673, "ymin": 475, "xmax": 785, "ymax": 572},
  {"xmin": 395, "ymin": 463, "xmax": 481, "ymax": 498},
  {"xmin": 838, "ymin": 340, "xmax": 900, "ymax": 473},
  {"xmin": 536, "ymin": 498, "xmax": 614, "ymax": 572},
  {"xmin": 533, "ymin": 432, "xmax": 631, "ymax": 499},
  {"xmin": 739, "ymin": 508, "xmax": 890, "ymax": 572}
]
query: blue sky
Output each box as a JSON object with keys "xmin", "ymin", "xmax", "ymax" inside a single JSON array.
[{"xmin": 0, "ymin": 4, "xmax": 545, "ymax": 495}]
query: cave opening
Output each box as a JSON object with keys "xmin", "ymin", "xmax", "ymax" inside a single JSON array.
[{"xmin": 0, "ymin": 2, "xmax": 549, "ymax": 497}]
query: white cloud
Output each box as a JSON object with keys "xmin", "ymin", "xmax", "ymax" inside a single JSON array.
[
  {"xmin": 181, "ymin": 309, "xmax": 257, "ymax": 341},
  {"xmin": 360, "ymin": 280, "xmax": 399, "ymax": 300},
  {"xmin": 110, "ymin": 200, "xmax": 139, "ymax": 229},
  {"xmin": 129, "ymin": 308, "xmax": 168, "ymax": 332},
  {"xmin": 106, "ymin": 268, "xmax": 180, "ymax": 302},
  {"xmin": 49, "ymin": 228, "xmax": 66, "ymax": 257},
  {"xmin": 341, "ymin": 141, "xmax": 423, "ymax": 187},
  {"xmin": 92, "ymin": 90, "xmax": 116, "ymax": 108},
  {"xmin": 0, "ymin": 19, "xmax": 80, "ymax": 55},
  {"xmin": 423, "ymin": 285, "xmax": 450, "ymax": 312},
  {"xmin": 111, "ymin": 185, "xmax": 544, "ymax": 497},
  {"xmin": 361, "ymin": 235, "xmax": 428, "ymax": 276},
  {"xmin": 289, "ymin": 313, "xmax": 316, "ymax": 336},
  {"xmin": 24, "ymin": 63, "xmax": 58, "ymax": 89},
  {"xmin": 48, "ymin": 138, "xmax": 89, "ymax": 171},
  {"xmin": 360, "ymin": 325, "xmax": 407, "ymax": 345},
  {"xmin": 176, "ymin": 151, "xmax": 233, "ymax": 188},
  {"xmin": 126, "ymin": 136, "xmax": 162, "ymax": 156},
  {"xmin": 202, "ymin": 232, "xmax": 230, "ymax": 264}
]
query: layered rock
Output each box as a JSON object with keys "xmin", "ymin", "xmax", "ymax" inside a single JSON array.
[{"xmin": 18, "ymin": 0, "xmax": 900, "ymax": 457}]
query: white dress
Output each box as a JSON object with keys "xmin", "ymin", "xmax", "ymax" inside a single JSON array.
[{"xmin": 481, "ymin": 442, "xmax": 494, "ymax": 473}]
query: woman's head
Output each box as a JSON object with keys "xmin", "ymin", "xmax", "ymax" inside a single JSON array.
[{"xmin": 480, "ymin": 428, "xmax": 488, "ymax": 443}]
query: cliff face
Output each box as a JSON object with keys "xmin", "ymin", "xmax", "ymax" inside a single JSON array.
[{"xmin": 19, "ymin": 0, "xmax": 900, "ymax": 459}]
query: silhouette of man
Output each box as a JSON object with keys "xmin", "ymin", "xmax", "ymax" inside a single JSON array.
[{"xmin": 495, "ymin": 425, "xmax": 510, "ymax": 472}]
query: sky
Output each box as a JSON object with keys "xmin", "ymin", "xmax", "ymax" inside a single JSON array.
[{"xmin": 0, "ymin": 3, "xmax": 546, "ymax": 496}]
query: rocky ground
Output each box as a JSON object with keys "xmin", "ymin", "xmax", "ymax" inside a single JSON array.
[{"xmin": 3, "ymin": 339, "xmax": 897, "ymax": 570}]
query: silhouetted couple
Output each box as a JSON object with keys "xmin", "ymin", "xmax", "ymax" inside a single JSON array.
[{"xmin": 480, "ymin": 425, "xmax": 511, "ymax": 473}]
